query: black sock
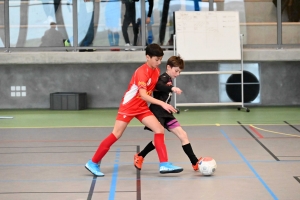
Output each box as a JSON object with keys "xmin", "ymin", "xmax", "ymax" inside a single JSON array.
[
  {"xmin": 182, "ymin": 143, "xmax": 199, "ymax": 165},
  {"xmin": 138, "ymin": 141, "xmax": 155, "ymax": 158}
]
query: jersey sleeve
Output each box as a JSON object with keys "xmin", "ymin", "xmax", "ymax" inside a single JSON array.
[
  {"xmin": 134, "ymin": 67, "xmax": 149, "ymax": 90},
  {"xmin": 155, "ymin": 74, "xmax": 173, "ymax": 93}
]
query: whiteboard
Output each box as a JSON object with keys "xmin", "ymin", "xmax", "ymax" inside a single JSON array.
[{"xmin": 174, "ymin": 11, "xmax": 241, "ymax": 61}]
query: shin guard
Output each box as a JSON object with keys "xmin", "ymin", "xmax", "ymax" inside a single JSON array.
[
  {"xmin": 92, "ymin": 133, "xmax": 117, "ymax": 163},
  {"xmin": 154, "ymin": 133, "xmax": 168, "ymax": 162}
]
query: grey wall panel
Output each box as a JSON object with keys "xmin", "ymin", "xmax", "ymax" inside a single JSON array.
[
  {"xmin": 0, "ymin": 61, "xmax": 300, "ymax": 109},
  {"xmin": 260, "ymin": 62, "xmax": 300, "ymax": 105},
  {"xmin": 0, "ymin": 63, "xmax": 138, "ymax": 109},
  {"xmin": 175, "ymin": 62, "xmax": 219, "ymax": 104}
]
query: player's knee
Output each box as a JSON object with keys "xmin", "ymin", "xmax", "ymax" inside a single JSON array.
[
  {"xmin": 152, "ymin": 125, "xmax": 164, "ymax": 133},
  {"xmin": 158, "ymin": 126, "xmax": 165, "ymax": 133},
  {"xmin": 112, "ymin": 132, "xmax": 122, "ymax": 139}
]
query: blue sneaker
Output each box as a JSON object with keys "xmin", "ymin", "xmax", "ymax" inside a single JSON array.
[
  {"xmin": 159, "ymin": 162, "xmax": 183, "ymax": 174},
  {"xmin": 85, "ymin": 160, "xmax": 104, "ymax": 177}
]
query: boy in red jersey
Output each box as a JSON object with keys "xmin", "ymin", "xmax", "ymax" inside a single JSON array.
[
  {"xmin": 134, "ymin": 55, "xmax": 202, "ymax": 172},
  {"xmin": 85, "ymin": 44, "xmax": 183, "ymax": 176}
]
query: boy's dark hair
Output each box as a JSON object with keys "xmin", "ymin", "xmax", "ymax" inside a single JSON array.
[
  {"xmin": 166, "ymin": 55, "xmax": 184, "ymax": 70},
  {"xmin": 145, "ymin": 43, "xmax": 164, "ymax": 57}
]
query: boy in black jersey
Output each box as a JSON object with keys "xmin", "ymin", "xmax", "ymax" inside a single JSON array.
[{"xmin": 134, "ymin": 55, "xmax": 202, "ymax": 171}]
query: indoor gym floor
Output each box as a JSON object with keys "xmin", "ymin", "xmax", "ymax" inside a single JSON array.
[{"xmin": 0, "ymin": 106, "xmax": 299, "ymax": 200}]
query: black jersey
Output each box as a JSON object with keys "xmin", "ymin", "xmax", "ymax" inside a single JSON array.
[{"xmin": 149, "ymin": 72, "xmax": 175, "ymax": 119}]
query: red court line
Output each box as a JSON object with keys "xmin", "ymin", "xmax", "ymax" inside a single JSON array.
[{"xmin": 249, "ymin": 126, "xmax": 264, "ymax": 138}]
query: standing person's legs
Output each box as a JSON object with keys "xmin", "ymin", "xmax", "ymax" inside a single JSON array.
[
  {"xmin": 85, "ymin": 120, "xmax": 128, "ymax": 176},
  {"xmin": 193, "ymin": 0, "xmax": 200, "ymax": 11},
  {"xmin": 129, "ymin": 6, "xmax": 138, "ymax": 46},
  {"xmin": 122, "ymin": 17, "xmax": 131, "ymax": 44},
  {"xmin": 108, "ymin": 30, "xmax": 120, "ymax": 46},
  {"xmin": 80, "ymin": 12, "xmax": 95, "ymax": 47},
  {"xmin": 158, "ymin": 0, "xmax": 171, "ymax": 45},
  {"xmin": 122, "ymin": 2, "xmax": 132, "ymax": 44},
  {"xmin": 132, "ymin": 19, "xmax": 138, "ymax": 46},
  {"xmin": 113, "ymin": 32, "xmax": 119, "ymax": 46},
  {"xmin": 108, "ymin": 30, "xmax": 114, "ymax": 46}
]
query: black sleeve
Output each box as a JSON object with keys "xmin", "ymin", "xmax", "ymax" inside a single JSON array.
[
  {"xmin": 147, "ymin": 0, "xmax": 154, "ymax": 18},
  {"xmin": 155, "ymin": 75, "xmax": 172, "ymax": 93}
]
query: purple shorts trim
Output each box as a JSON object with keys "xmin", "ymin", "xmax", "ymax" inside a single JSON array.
[{"xmin": 166, "ymin": 119, "xmax": 180, "ymax": 129}]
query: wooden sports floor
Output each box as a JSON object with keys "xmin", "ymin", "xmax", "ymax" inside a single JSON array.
[{"xmin": 0, "ymin": 107, "xmax": 300, "ymax": 200}]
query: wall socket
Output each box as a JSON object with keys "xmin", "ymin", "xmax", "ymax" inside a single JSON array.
[{"xmin": 11, "ymin": 86, "xmax": 26, "ymax": 97}]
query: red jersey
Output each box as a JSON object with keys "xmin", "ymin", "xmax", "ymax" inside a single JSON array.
[{"xmin": 118, "ymin": 63, "xmax": 160, "ymax": 116}]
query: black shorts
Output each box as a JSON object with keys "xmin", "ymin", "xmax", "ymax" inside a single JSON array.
[{"xmin": 144, "ymin": 117, "xmax": 179, "ymax": 132}]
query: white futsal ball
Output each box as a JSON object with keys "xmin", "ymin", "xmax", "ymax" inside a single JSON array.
[{"xmin": 199, "ymin": 157, "xmax": 217, "ymax": 176}]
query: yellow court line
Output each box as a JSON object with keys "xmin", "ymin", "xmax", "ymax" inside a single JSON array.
[{"xmin": 250, "ymin": 125, "xmax": 300, "ymax": 138}]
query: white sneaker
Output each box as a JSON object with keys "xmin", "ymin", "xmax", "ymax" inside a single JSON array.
[
  {"xmin": 85, "ymin": 160, "xmax": 104, "ymax": 177},
  {"xmin": 125, "ymin": 43, "xmax": 130, "ymax": 51},
  {"xmin": 159, "ymin": 162, "xmax": 183, "ymax": 174}
]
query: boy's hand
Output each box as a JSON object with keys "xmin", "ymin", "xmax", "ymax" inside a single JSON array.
[
  {"xmin": 161, "ymin": 102, "xmax": 177, "ymax": 113},
  {"xmin": 172, "ymin": 87, "xmax": 182, "ymax": 95}
]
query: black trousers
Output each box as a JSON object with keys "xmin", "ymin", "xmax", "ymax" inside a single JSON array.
[
  {"xmin": 158, "ymin": 0, "xmax": 171, "ymax": 45},
  {"xmin": 122, "ymin": 1, "xmax": 138, "ymax": 45}
]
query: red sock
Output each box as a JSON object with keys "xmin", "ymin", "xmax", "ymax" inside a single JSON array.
[
  {"xmin": 92, "ymin": 133, "xmax": 117, "ymax": 163},
  {"xmin": 154, "ymin": 133, "xmax": 168, "ymax": 162}
]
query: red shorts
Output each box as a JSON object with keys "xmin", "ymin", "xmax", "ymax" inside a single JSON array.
[{"xmin": 116, "ymin": 110, "xmax": 154, "ymax": 123}]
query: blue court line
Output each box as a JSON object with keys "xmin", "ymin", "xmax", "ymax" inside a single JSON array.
[
  {"xmin": 220, "ymin": 129, "xmax": 278, "ymax": 200},
  {"xmin": 109, "ymin": 148, "xmax": 120, "ymax": 200},
  {"xmin": 0, "ymin": 175, "xmax": 257, "ymax": 183}
]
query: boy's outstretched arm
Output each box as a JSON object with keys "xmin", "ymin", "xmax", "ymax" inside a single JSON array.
[
  {"xmin": 156, "ymin": 79, "xmax": 182, "ymax": 95},
  {"xmin": 139, "ymin": 88, "xmax": 177, "ymax": 113}
]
